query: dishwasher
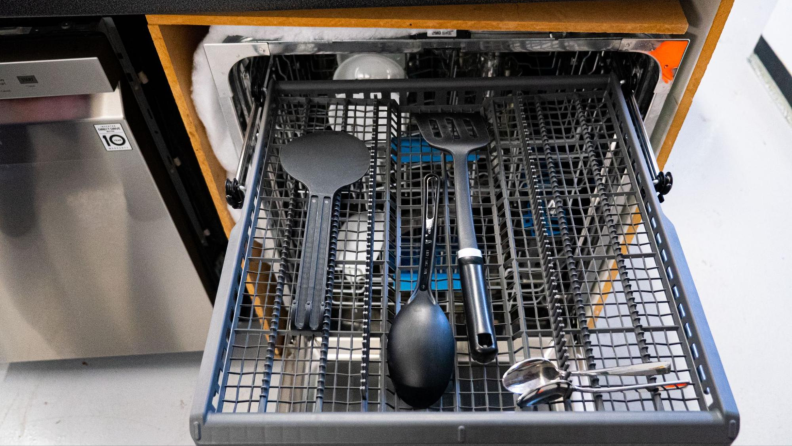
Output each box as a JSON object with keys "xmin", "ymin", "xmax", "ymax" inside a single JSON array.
[{"xmin": 190, "ymin": 33, "xmax": 738, "ymax": 444}]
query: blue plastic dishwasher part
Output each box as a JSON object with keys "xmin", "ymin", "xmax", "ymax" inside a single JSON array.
[
  {"xmin": 394, "ymin": 137, "xmax": 479, "ymax": 164},
  {"xmin": 398, "ymin": 271, "xmax": 461, "ymax": 291},
  {"xmin": 522, "ymin": 208, "xmax": 562, "ymax": 237},
  {"xmin": 397, "ymin": 244, "xmax": 461, "ymax": 291}
]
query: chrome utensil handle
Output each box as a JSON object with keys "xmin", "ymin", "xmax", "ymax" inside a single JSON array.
[
  {"xmin": 575, "ymin": 380, "xmax": 690, "ymax": 394},
  {"xmin": 290, "ymin": 192, "xmax": 335, "ymax": 331},
  {"xmin": 453, "ymin": 156, "xmax": 497, "ymax": 364},
  {"xmin": 571, "ymin": 361, "xmax": 672, "ymax": 377},
  {"xmin": 416, "ymin": 174, "xmax": 441, "ymax": 296},
  {"xmin": 517, "ymin": 380, "xmax": 691, "ymax": 408}
]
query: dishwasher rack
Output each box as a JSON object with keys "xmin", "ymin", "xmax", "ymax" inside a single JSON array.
[{"xmin": 191, "ymin": 75, "xmax": 738, "ymax": 444}]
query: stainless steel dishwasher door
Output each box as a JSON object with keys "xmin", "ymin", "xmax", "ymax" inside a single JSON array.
[{"xmin": 0, "ymin": 88, "xmax": 212, "ymax": 362}]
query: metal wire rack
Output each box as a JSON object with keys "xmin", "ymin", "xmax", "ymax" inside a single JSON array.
[
  {"xmin": 192, "ymin": 75, "xmax": 737, "ymax": 444},
  {"xmin": 231, "ymin": 50, "xmax": 658, "ymax": 138}
]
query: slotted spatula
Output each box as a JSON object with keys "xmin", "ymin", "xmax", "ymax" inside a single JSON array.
[{"xmin": 414, "ymin": 113, "xmax": 498, "ymax": 364}]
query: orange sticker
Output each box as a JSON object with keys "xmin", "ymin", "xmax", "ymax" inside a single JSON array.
[{"xmin": 648, "ymin": 40, "xmax": 689, "ymax": 83}]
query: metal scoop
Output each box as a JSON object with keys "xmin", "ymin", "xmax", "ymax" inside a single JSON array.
[
  {"xmin": 279, "ymin": 132, "xmax": 370, "ymax": 331},
  {"xmin": 502, "ymin": 357, "xmax": 689, "ymax": 408},
  {"xmin": 415, "ymin": 113, "xmax": 497, "ymax": 364}
]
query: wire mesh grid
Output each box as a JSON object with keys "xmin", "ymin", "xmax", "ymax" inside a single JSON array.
[
  {"xmin": 489, "ymin": 89, "xmax": 703, "ymax": 412},
  {"xmin": 210, "ymin": 76, "xmax": 706, "ymax": 417},
  {"xmin": 232, "ymin": 50, "xmax": 660, "ymax": 133}
]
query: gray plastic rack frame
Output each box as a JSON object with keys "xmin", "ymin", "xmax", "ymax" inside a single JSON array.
[{"xmin": 190, "ymin": 75, "xmax": 738, "ymax": 445}]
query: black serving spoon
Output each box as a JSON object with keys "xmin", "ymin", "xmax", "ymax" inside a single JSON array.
[{"xmin": 387, "ymin": 174, "xmax": 456, "ymax": 409}]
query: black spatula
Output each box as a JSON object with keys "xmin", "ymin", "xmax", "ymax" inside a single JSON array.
[
  {"xmin": 415, "ymin": 113, "xmax": 498, "ymax": 363},
  {"xmin": 279, "ymin": 132, "xmax": 370, "ymax": 331}
]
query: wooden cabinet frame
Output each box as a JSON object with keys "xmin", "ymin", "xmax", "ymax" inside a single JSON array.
[{"xmin": 147, "ymin": 0, "xmax": 731, "ymax": 235}]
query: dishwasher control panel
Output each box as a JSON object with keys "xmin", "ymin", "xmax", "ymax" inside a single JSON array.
[{"xmin": 0, "ymin": 57, "xmax": 113, "ymax": 99}]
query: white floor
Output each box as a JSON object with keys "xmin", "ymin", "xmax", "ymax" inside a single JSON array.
[
  {"xmin": 663, "ymin": 0, "xmax": 792, "ymax": 444},
  {"xmin": 2, "ymin": 1, "xmax": 792, "ymax": 444},
  {"xmin": 0, "ymin": 353, "xmax": 199, "ymax": 445}
]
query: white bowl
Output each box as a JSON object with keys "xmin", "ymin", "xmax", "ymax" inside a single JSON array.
[
  {"xmin": 333, "ymin": 53, "xmax": 406, "ymax": 81},
  {"xmin": 330, "ymin": 54, "xmax": 406, "ymax": 142}
]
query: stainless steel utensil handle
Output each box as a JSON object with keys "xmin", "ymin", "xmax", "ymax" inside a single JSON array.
[
  {"xmin": 290, "ymin": 192, "xmax": 335, "ymax": 331},
  {"xmin": 416, "ymin": 174, "xmax": 441, "ymax": 296},
  {"xmin": 453, "ymin": 155, "xmax": 497, "ymax": 364},
  {"xmin": 574, "ymin": 380, "xmax": 689, "ymax": 394},
  {"xmin": 571, "ymin": 361, "xmax": 672, "ymax": 377}
]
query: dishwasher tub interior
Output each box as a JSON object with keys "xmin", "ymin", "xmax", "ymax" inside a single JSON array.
[
  {"xmin": 206, "ymin": 35, "xmax": 683, "ymax": 172},
  {"xmin": 190, "ymin": 49, "xmax": 737, "ymax": 444}
]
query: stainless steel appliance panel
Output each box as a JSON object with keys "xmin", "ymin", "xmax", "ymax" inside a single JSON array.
[
  {"xmin": 0, "ymin": 90, "xmax": 212, "ymax": 362},
  {"xmin": 0, "ymin": 58, "xmax": 114, "ymax": 100}
]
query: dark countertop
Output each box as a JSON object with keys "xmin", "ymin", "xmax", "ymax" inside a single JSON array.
[{"xmin": 0, "ymin": 0, "xmax": 572, "ymax": 18}]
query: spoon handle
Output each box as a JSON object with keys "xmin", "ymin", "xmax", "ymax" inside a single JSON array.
[
  {"xmin": 291, "ymin": 192, "xmax": 336, "ymax": 331},
  {"xmin": 574, "ymin": 380, "xmax": 690, "ymax": 394},
  {"xmin": 570, "ymin": 361, "xmax": 672, "ymax": 377},
  {"xmin": 416, "ymin": 174, "xmax": 441, "ymax": 295}
]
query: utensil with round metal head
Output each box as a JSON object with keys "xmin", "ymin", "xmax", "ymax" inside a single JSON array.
[
  {"xmin": 516, "ymin": 378, "xmax": 690, "ymax": 408},
  {"xmin": 501, "ymin": 357, "xmax": 689, "ymax": 408},
  {"xmin": 502, "ymin": 357, "xmax": 674, "ymax": 395}
]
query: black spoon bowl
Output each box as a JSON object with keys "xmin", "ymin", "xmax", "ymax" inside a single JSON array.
[{"xmin": 387, "ymin": 174, "xmax": 455, "ymax": 409}]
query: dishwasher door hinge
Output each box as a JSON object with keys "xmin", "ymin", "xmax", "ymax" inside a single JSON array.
[
  {"xmin": 624, "ymin": 87, "xmax": 673, "ymax": 202},
  {"xmin": 225, "ymin": 56, "xmax": 273, "ymax": 209},
  {"xmin": 653, "ymin": 171, "xmax": 673, "ymax": 202}
]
